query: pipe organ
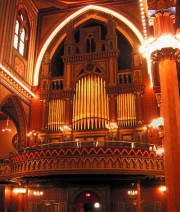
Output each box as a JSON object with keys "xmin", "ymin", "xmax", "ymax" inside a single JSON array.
[
  {"xmin": 48, "ymin": 99, "xmax": 65, "ymax": 131},
  {"xmin": 72, "ymin": 75, "xmax": 109, "ymax": 130},
  {"xmin": 40, "ymin": 24, "xmax": 144, "ymax": 140},
  {"xmin": 117, "ymin": 93, "xmax": 136, "ymax": 127}
]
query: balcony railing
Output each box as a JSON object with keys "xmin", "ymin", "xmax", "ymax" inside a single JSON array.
[
  {"xmin": 23, "ymin": 140, "xmax": 158, "ymax": 152},
  {"xmin": 0, "ymin": 141, "xmax": 164, "ymax": 181},
  {"xmin": 117, "ymin": 71, "xmax": 132, "ymax": 84}
]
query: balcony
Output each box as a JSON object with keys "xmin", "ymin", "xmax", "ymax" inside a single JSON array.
[{"xmin": 0, "ymin": 141, "xmax": 164, "ymax": 181}]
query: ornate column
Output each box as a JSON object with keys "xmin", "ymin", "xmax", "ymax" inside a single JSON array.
[
  {"xmin": 141, "ymin": 1, "xmax": 180, "ymax": 210},
  {"xmin": 153, "ymin": 48, "xmax": 180, "ymax": 212}
]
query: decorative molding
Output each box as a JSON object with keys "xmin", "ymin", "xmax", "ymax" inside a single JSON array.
[
  {"xmin": 40, "ymin": 89, "xmax": 74, "ymax": 100},
  {"xmin": 106, "ymin": 84, "xmax": 145, "ymax": 94},
  {"xmin": 0, "ymin": 64, "xmax": 34, "ymax": 99},
  {"xmin": 0, "ymin": 78, "xmax": 31, "ymax": 105},
  {"xmin": 0, "ymin": 147, "xmax": 164, "ymax": 181},
  {"xmin": 151, "ymin": 48, "xmax": 180, "ymax": 63},
  {"xmin": 14, "ymin": 56, "xmax": 25, "ymax": 78},
  {"xmin": 148, "ymin": 0, "xmax": 175, "ymax": 10},
  {"xmin": 62, "ymin": 51, "xmax": 120, "ymax": 63}
]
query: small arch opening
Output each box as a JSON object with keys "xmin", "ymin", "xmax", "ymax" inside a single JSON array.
[{"xmin": 74, "ymin": 191, "xmax": 102, "ymax": 212}]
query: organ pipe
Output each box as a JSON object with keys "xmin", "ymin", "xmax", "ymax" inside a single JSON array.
[
  {"xmin": 84, "ymin": 77, "xmax": 87, "ymax": 129},
  {"xmin": 48, "ymin": 99, "xmax": 65, "ymax": 131},
  {"xmin": 94, "ymin": 76, "xmax": 98, "ymax": 128},
  {"xmin": 73, "ymin": 75, "xmax": 109, "ymax": 130},
  {"xmin": 117, "ymin": 93, "xmax": 136, "ymax": 127}
]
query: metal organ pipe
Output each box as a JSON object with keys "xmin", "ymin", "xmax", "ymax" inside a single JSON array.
[
  {"xmin": 73, "ymin": 75, "xmax": 109, "ymax": 130},
  {"xmin": 117, "ymin": 93, "xmax": 136, "ymax": 127},
  {"xmin": 48, "ymin": 99, "xmax": 65, "ymax": 131}
]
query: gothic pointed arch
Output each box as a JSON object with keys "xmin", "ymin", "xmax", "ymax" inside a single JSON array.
[
  {"xmin": 0, "ymin": 95, "xmax": 27, "ymax": 150},
  {"xmin": 34, "ymin": 6, "xmax": 143, "ymax": 85},
  {"xmin": 68, "ymin": 187, "xmax": 106, "ymax": 212},
  {"xmin": 73, "ymin": 62, "xmax": 106, "ymax": 85},
  {"xmin": 13, "ymin": 7, "xmax": 30, "ymax": 58}
]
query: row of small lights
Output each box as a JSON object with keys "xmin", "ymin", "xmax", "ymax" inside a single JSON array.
[
  {"xmin": 138, "ymin": 0, "xmax": 154, "ymax": 87},
  {"xmin": 139, "ymin": 0, "xmax": 147, "ymax": 39},
  {"xmin": 128, "ymin": 185, "xmax": 166, "ymax": 197},
  {"xmin": 13, "ymin": 188, "xmax": 43, "ymax": 196}
]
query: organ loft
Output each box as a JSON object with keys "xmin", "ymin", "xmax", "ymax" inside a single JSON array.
[{"xmin": 37, "ymin": 19, "xmax": 152, "ymax": 145}]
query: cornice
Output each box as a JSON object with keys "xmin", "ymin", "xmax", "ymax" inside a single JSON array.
[
  {"xmin": 106, "ymin": 84, "xmax": 145, "ymax": 94},
  {"xmin": 0, "ymin": 64, "xmax": 35, "ymax": 104}
]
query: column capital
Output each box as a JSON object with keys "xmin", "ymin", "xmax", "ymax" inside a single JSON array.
[
  {"xmin": 151, "ymin": 48, "xmax": 180, "ymax": 63},
  {"xmin": 134, "ymin": 91, "xmax": 144, "ymax": 96}
]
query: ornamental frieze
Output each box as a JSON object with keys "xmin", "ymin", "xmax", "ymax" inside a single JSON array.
[
  {"xmin": 148, "ymin": 0, "xmax": 176, "ymax": 10},
  {"xmin": 0, "ymin": 147, "xmax": 164, "ymax": 181}
]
